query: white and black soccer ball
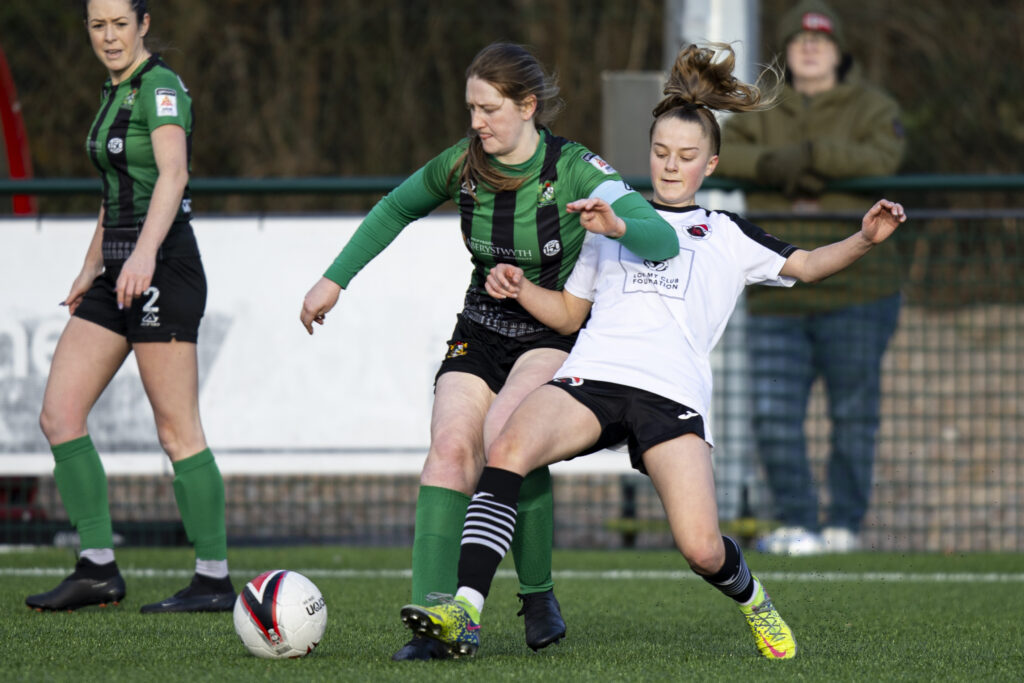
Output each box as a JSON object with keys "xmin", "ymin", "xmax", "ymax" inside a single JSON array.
[{"xmin": 233, "ymin": 569, "xmax": 327, "ymax": 659}]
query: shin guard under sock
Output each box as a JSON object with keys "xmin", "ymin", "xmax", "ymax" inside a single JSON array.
[
  {"xmin": 172, "ymin": 449, "xmax": 228, "ymax": 562},
  {"xmin": 457, "ymin": 467, "xmax": 524, "ymax": 598},
  {"xmin": 410, "ymin": 485, "xmax": 470, "ymax": 604},
  {"xmin": 511, "ymin": 466, "xmax": 555, "ymax": 594},
  {"xmin": 52, "ymin": 435, "xmax": 113, "ymax": 550}
]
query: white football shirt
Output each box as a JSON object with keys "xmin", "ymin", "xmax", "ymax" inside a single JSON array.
[{"xmin": 557, "ymin": 203, "xmax": 797, "ymax": 445}]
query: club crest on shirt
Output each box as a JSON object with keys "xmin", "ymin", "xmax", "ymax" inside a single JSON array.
[
  {"xmin": 685, "ymin": 224, "xmax": 711, "ymax": 240},
  {"xmin": 542, "ymin": 239, "xmax": 562, "ymax": 257},
  {"xmin": 155, "ymin": 88, "xmax": 178, "ymax": 117},
  {"xmin": 538, "ymin": 180, "xmax": 556, "ymax": 207},
  {"xmin": 107, "ymin": 137, "xmax": 124, "ymax": 154},
  {"xmin": 581, "ymin": 152, "xmax": 616, "ymax": 175},
  {"xmin": 121, "ymin": 88, "xmax": 138, "ymax": 109}
]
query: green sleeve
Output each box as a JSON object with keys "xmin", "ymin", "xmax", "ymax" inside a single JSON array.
[
  {"xmin": 609, "ymin": 192, "xmax": 679, "ymax": 261},
  {"xmin": 322, "ymin": 164, "xmax": 451, "ymax": 288},
  {"xmin": 140, "ymin": 68, "xmax": 192, "ymax": 133}
]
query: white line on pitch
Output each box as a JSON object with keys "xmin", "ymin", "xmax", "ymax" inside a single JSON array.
[{"xmin": 4, "ymin": 567, "xmax": 1024, "ymax": 583}]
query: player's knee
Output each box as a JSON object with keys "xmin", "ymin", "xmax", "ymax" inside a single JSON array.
[
  {"xmin": 486, "ymin": 432, "xmax": 510, "ymax": 465},
  {"xmin": 38, "ymin": 407, "xmax": 58, "ymax": 442},
  {"xmin": 421, "ymin": 433, "xmax": 483, "ymax": 490},
  {"xmin": 485, "ymin": 430, "xmax": 525, "ymax": 471},
  {"xmin": 38, "ymin": 404, "xmax": 85, "ymax": 445},
  {"xmin": 154, "ymin": 422, "xmax": 183, "ymax": 457},
  {"xmin": 428, "ymin": 428, "xmax": 480, "ymax": 465},
  {"xmin": 680, "ymin": 536, "xmax": 725, "ymax": 575},
  {"xmin": 153, "ymin": 416, "xmax": 204, "ymax": 460}
]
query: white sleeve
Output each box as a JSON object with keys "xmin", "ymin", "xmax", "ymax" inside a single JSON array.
[
  {"xmin": 717, "ymin": 211, "xmax": 797, "ymax": 288},
  {"xmin": 563, "ymin": 232, "xmax": 601, "ymax": 302},
  {"xmin": 745, "ymin": 251, "xmax": 797, "ymax": 288},
  {"xmin": 588, "ymin": 179, "xmax": 632, "ymax": 205},
  {"xmin": 730, "ymin": 226, "xmax": 797, "ymax": 288}
]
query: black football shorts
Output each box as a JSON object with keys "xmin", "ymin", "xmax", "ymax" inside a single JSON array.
[
  {"xmin": 548, "ymin": 377, "xmax": 707, "ymax": 474},
  {"xmin": 435, "ymin": 314, "xmax": 577, "ymax": 394},
  {"xmin": 74, "ymin": 256, "xmax": 207, "ymax": 344}
]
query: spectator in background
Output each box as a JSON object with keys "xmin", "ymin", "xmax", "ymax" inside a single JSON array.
[{"xmin": 715, "ymin": 0, "xmax": 906, "ymax": 555}]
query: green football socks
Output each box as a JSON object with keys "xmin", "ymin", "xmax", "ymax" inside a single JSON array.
[
  {"xmin": 171, "ymin": 449, "xmax": 228, "ymax": 561},
  {"xmin": 411, "ymin": 485, "xmax": 470, "ymax": 604},
  {"xmin": 511, "ymin": 466, "xmax": 555, "ymax": 594},
  {"xmin": 51, "ymin": 435, "xmax": 113, "ymax": 550},
  {"xmin": 411, "ymin": 469, "xmax": 556, "ymax": 603}
]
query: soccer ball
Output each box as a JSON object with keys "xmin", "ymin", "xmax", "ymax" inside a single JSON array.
[{"xmin": 233, "ymin": 569, "xmax": 327, "ymax": 659}]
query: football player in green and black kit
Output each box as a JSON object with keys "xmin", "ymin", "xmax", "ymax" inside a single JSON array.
[
  {"xmin": 300, "ymin": 42, "xmax": 680, "ymax": 660},
  {"xmin": 398, "ymin": 42, "xmax": 904, "ymax": 663},
  {"xmin": 26, "ymin": 0, "xmax": 235, "ymax": 615}
]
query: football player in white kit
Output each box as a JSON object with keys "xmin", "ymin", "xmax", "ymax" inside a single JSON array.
[{"xmin": 398, "ymin": 43, "xmax": 905, "ymax": 661}]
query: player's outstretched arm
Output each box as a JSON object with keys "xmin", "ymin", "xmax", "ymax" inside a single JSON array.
[
  {"xmin": 486, "ymin": 263, "xmax": 592, "ymax": 334},
  {"xmin": 780, "ymin": 199, "xmax": 906, "ymax": 283}
]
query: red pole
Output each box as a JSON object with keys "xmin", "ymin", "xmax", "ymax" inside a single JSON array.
[{"xmin": 0, "ymin": 43, "xmax": 36, "ymax": 215}]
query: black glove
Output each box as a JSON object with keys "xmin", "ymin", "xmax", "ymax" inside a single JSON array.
[{"xmin": 755, "ymin": 142, "xmax": 813, "ymax": 195}]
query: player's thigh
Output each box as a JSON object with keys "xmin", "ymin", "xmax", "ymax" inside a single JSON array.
[
  {"xmin": 483, "ymin": 346, "xmax": 568, "ymax": 449},
  {"xmin": 40, "ymin": 316, "xmax": 131, "ymax": 439},
  {"xmin": 134, "ymin": 340, "xmax": 200, "ymax": 412},
  {"xmin": 422, "ymin": 371, "xmax": 495, "ymax": 491},
  {"xmin": 488, "ymin": 384, "xmax": 602, "ymax": 476},
  {"xmin": 643, "ymin": 436, "xmax": 721, "ymax": 550},
  {"xmin": 134, "ymin": 341, "xmax": 206, "ymax": 456}
]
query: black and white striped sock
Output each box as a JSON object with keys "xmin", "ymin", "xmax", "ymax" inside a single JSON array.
[
  {"xmin": 457, "ymin": 467, "xmax": 524, "ymax": 599},
  {"xmin": 700, "ymin": 536, "xmax": 755, "ymax": 603}
]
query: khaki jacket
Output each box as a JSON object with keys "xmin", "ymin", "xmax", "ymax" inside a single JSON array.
[{"xmin": 717, "ymin": 67, "xmax": 906, "ymax": 313}]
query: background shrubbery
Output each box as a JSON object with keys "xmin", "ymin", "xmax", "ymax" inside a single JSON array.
[{"xmin": 1, "ymin": 0, "xmax": 1020, "ymax": 212}]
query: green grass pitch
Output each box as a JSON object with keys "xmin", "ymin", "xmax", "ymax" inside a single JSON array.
[{"xmin": 3, "ymin": 546, "xmax": 1022, "ymax": 681}]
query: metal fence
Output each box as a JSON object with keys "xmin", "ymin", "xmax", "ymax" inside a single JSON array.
[{"xmin": 1, "ymin": 176, "xmax": 1021, "ymax": 552}]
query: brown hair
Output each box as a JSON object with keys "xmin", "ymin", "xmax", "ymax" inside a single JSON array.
[
  {"xmin": 451, "ymin": 42, "xmax": 563, "ymax": 196},
  {"xmin": 651, "ymin": 43, "xmax": 780, "ymax": 154},
  {"xmin": 83, "ymin": 0, "xmax": 148, "ymax": 23}
]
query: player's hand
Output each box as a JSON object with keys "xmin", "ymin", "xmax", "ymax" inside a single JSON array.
[
  {"xmin": 115, "ymin": 249, "xmax": 156, "ymax": 311},
  {"xmin": 566, "ymin": 197, "xmax": 626, "ymax": 238},
  {"xmin": 61, "ymin": 265, "xmax": 103, "ymax": 315},
  {"xmin": 485, "ymin": 263, "xmax": 524, "ymax": 299},
  {"xmin": 861, "ymin": 199, "xmax": 906, "ymax": 244},
  {"xmin": 300, "ymin": 277, "xmax": 342, "ymax": 335}
]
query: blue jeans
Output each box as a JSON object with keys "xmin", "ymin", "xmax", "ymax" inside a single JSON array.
[{"xmin": 748, "ymin": 294, "xmax": 901, "ymax": 531}]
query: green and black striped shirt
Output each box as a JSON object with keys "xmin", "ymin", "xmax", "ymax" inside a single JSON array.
[
  {"xmin": 325, "ymin": 130, "xmax": 678, "ymax": 336},
  {"xmin": 86, "ymin": 55, "xmax": 196, "ymax": 260}
]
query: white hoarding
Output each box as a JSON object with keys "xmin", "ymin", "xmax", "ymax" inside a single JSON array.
[{"xmin": 0, "ymin": 215, "xmax": 636, "ymax": 475}]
